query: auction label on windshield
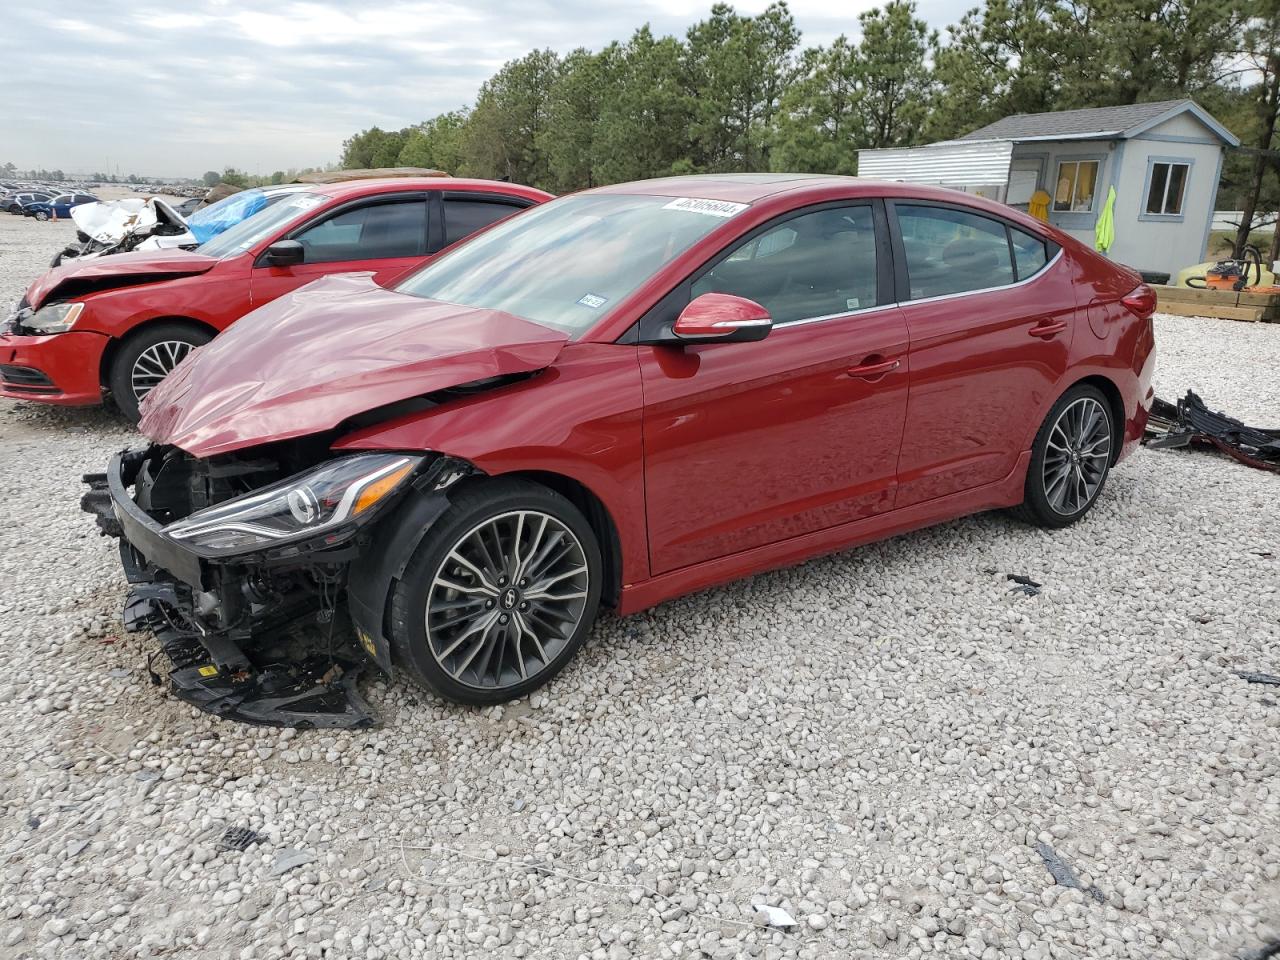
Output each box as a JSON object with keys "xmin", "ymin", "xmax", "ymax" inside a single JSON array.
[{"xmin": 663, "ymin": 197, "xmax": 749, "ymax": 218}]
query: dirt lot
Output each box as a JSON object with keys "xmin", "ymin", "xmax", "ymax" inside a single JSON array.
[{"xmin": 0, "ymin": 213, "xmax": 1277, "ymax": 960}]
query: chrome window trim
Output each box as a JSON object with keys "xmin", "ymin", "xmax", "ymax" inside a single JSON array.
[
  {"xmin": 900, "ymin": 247, "xmax": 1063, "ymax": 309},
  {"xmin": 770, "ymin": 247, "xmax": 1062, "ymax": 327}
]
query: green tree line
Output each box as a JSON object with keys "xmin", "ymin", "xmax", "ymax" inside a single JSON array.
[{"xmin": 341, "ymin": 0, "xmax": 1278, "ymax": 252}]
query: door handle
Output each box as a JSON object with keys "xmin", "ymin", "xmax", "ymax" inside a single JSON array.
[
  {"xmin": 846, "ymin": 358, "xmax": 900, "ymax": 380},
  {"xmin": 1029, "ymin": 319, "xmax": 1067, "ymax": 339}
]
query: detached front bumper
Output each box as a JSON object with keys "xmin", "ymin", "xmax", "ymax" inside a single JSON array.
[
  {"xmin": 0, "ymin": 330, "xmax": 108, "ymax": 405},
  {"xmin": 83, "ymin": 449, "xmax": 378, "ymax": 728}
]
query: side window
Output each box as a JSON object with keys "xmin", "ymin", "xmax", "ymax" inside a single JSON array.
[
  {"xmin": 895, "ymin": 205, "xmax": 1014, "ymax": 300},
  {"xmin": 692, "ymin": 205, "xmax": 879, "ymax": 325},
  {"xmin": 293, "ymin": 199, "xmax": 426, "ymax": 264},
  {"xmin": 1009, "ymin": 228, "xmax": 1048, "ymax": 280},
  {"xmin": 443, "ymin": 198, "xmax": 524, "ymax": 246}
]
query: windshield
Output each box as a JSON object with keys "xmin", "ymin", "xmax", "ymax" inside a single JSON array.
[
  {"xmin": 395, "ymin": 193, "xmax": 745, "ymax": 334},
  {"xmin": 197, "ymin": 192, "xmax": 326, "ymax": 259}
]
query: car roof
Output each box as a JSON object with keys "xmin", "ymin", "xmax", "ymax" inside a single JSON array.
[{"xmin": 306, "ymin": 177, "xmax": 552, "ymax": 202}]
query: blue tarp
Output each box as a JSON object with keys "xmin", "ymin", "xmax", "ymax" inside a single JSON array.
[{"xmin": 187, "ymin": 189, "xmax": 269, "ymax": 245}]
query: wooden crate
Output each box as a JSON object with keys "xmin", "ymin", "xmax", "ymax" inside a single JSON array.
[{"xmin": 1153, "ymin": 284, "xmax": 1280, "ymax": 322}]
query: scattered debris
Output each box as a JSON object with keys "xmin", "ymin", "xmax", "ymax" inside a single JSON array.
[
  {"xmin": 1008, "ymin": 573, "xmax": 1042, "ymax": 597},
  {"xmin": 755, "ymin": 904, "xmax": 798, "ymax": 928},
  {"xmin": 1234, "ymin": 671, "xmax": 1280, "ymax": 687},
  {"xmin": 269, "ymin": 848, "xmax": 316, "ymax": 877},
  {"xmin": 1145, "ymin": 391, "xmax": 1280, "ymax": 473},
  {"xmin": 1035, "ymin": 842, "xmax": 1106, "ymax": 903},
  {"xmin": 218, "ymin": 826, "xmax": 265, "ymax": 852}
]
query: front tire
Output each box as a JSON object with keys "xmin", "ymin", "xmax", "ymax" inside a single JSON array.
[
  {"xmin": 108, "ymin": 322, "xmax": 212, "ymax": 422},
  {"xmin": 1011, "ymin": 384, "xmax": 1114, "ymax": 528},
  {"xmin": 389, "ymin": 478, "xmax": 603, "ymax": 705},
  {"xmin": 35, "ymin": 210, "xmax": 49, "ymax": 221}
]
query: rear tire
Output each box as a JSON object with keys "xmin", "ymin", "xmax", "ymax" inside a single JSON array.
[
  {"xmin": 389, "ymin": 478, "xmax": 603, "ymax": 705},
  {"xmin": 108, "ymin": 322, "xmax": 212, "ymax": 423},
  {"xmin": 1010, "ymin": 384, "xmax": 1114, "ymax": 528}
]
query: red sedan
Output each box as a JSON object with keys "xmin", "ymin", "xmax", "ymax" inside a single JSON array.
[
  {"xmin": 2, "ymin": 177, "xmax": 551, "ymax": 419},
  {"xmin": 87, "ymin": 174, "xmax": 1155, "ymax": 725}
]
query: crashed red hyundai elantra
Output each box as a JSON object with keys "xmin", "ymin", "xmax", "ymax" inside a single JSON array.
[{"xmin": 84, "ymin": 174, "xmax": 1155, "ymax": 726}]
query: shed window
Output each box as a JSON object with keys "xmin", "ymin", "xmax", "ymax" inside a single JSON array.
[
  {"xmin": 1053, "ymin": 160, "xmax": 1099, "ymax": 213},
  {"xmin": 1145, "ymin": 161, "xmax": 1189, "ymax": 216}
]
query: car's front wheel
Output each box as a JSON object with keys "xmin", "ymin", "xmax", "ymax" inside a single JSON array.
[
  {"xmin": 1012, "ymin": 384, "xmax": 1115, "ymax": 528},
  {"xmin": 108, "ymin": 322, "xmax": 212, "ymax": 422},
  {"xmin": 389, "ymin": 478, "xmax": 603, "ymax": 705},
  {"xmin": 34, "ymin": 210, "xmax": 49, "ymax": 221}
]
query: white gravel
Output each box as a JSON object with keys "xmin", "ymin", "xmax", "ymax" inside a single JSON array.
[{"xmin": 1, "ymin": 213, "xmax": 1278, "ymax": 960}]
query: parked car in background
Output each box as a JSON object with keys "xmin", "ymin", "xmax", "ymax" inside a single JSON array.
[
  {"xmin": 85, "ymin": 174, "xmax": 1156, "ymax": 725},
  {"xmin": 2, "ymin": 177, "xmax": 552, "ymax": 419},
  {"xmin": 23, "ymin": 192, "xmax": 99, "ymax": 220},
  {"xmin": 3, "ymin": 191, "xmax": 53, "ymax": 214}
]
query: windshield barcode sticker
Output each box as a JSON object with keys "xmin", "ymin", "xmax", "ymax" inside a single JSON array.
[
  {"xmin": 577, "ymin": 293, "xmax": 608, "ymax": 309},
  {"xmin": 662, "ymin": 197, "xmax": 748, "ymax": 218}
]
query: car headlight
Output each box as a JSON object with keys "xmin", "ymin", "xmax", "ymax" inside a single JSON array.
[
  {"xmin": 24, "ymin": 302, "xmax": 84, "ymax": 334},
  {"xmin": 164, "ymin": 454, "xmax": 421, "ymax": 558}
]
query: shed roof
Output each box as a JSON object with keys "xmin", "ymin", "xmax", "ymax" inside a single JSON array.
[{"xmin": 959, "ymin": 98, "xmax": 1238, "ymax": 147}]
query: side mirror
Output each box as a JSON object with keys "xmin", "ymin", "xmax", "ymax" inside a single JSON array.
[
  {"xmin": 672, "ymin": 292, "xmax": 772, "ymax": 344},
  {"xmin": 261, "ymin": 239, "xmax": 305, "ymax": 267}
]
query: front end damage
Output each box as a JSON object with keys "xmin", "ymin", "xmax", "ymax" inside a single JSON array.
[{"xmin": 81, "ymin": 443, "xmax": 471, "ymax": 727}]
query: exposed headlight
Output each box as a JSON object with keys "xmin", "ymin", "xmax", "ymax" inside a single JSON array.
[
  {"xmin": 24, "ymin": 301, "xmax": 84, "ymax": 334},
  {"xmin": 164, "ymin": 454, "xmax": 421, "ymax": 558}
]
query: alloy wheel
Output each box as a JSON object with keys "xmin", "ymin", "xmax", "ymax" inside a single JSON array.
[
  {"xmin": 131, "ymin": 340, "xmax": 194, "ymax": 402},
  {"xmin": 426, "ymin": 510, "xmax": 591, "ymax": 691},
  {"xmin": 1043, "ymin": 396, "xmax": 1111, "ymax": 515}
]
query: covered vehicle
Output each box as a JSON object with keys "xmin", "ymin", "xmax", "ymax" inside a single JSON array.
[
  {"xmin": 2, "ymin": 178, "xmax": 551, "ymax": 419},
  {"xmin": 84, "ymin": 174, "xmax": 1157, "ymax": 727},
  {"xmin": 54, "ymin": 186, "xmax": 311, "ymax": 265}
]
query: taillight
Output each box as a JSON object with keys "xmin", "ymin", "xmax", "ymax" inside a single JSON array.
[{"xmin": 1121, "ymin": 284, "xmax": 1157, "ymax": 320}]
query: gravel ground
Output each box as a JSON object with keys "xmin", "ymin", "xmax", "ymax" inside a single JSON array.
[{"xmin": 0, "ymin": 213, "xmax": 1277, "ymax": 960}]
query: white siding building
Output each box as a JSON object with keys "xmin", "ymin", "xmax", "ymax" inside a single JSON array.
[{"xmin": 857, "ymin": 100, "xmax": 1239, "ymax": 277}]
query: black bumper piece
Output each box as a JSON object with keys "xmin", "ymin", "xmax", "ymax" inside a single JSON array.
[{"xmin": 82, "ymin": 450, "xmax": 377, "ymax": 728}]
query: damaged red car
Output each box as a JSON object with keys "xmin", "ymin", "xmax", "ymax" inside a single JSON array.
[
  {"xmin": 84, "ymin": 174, "xmax": 1155, "ymax": 726},
  {"xmin": 3, "ymin": 177, "xmax": 550, "ymax": 420}
]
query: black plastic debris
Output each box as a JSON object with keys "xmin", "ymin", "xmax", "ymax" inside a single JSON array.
[
  {"xmin": 1034, "ymin": 842, "xmax": 1105, "ymax": 903},
  {"xmin": 219, "ymin": 827, "xmax": 265, "ymax": 852},
  {"xmin": 1234, "ymin": 671, "xmax": 1280, "ymax": 688},
  {"xmin": 1242, "ymin": 939, "xmax": 1280, "ymax": 960},
  {"xmin": 1007, "ymin": 574, "xmax": 1042, "ymax": 597},
  {"xmin": 1145, "ymin": 391, "xmax": 1280, "ymax": 473}
]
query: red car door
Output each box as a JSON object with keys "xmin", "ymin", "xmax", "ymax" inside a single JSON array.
[
  {"xmin": 887, "ymin": 201, "xmax": 1075, "ymax": 507},
  {"xmin": 250, "ymin": 194, "xmax": 431, "ymax": 308},
  {"xmin": 639, "ymin": 202, "xmax": 910, "ymax": 575}
]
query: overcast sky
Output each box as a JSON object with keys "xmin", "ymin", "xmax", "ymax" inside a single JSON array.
[{"xmin": 2, "ymin": 0, "xmax": 971, "ymax": 179}]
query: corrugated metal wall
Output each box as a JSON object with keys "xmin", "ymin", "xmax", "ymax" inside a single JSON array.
[{"xmin": 857, "ymin": 140, "xmax": 1014, "ymax": 187}]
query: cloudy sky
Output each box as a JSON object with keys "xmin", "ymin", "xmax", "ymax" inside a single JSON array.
[{"xmin": 3, "ymin": 0, "xmax": 970, "ymax": 179}]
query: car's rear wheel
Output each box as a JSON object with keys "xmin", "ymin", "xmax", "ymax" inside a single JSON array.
[
  {"xmin": 389, "ymin": 478, "xmax": 603, "ymax": 705},
  {"xmin": 1011, "ymin": 384, "xmax": 1114, "ymax": 528},
  {"xmin": 108, "ymin": 322, "xmax": 212, "ymax": 422}
]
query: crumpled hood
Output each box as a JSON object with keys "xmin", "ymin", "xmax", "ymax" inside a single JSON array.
[
  {"xmin": 25, "ymin": 248, "xmax": 217, "ymax": 309},
  {"xmin": 139, "ymin": 273, "xmax": 570, "ymax": 457},
  {"xmin": 70, "ymin": 197, "xmax": 186, "ymax": 246}
]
